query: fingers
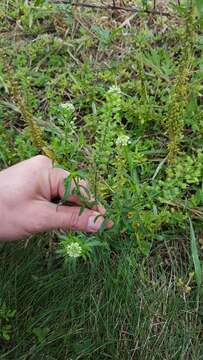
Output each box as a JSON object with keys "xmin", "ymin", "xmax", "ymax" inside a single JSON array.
[
  {"xmin": 41, "ymin": 202, "xmax": 110, "ymax": 233},
  {"xmin": 0, "ymin": 155, "xmax": 52, "ymax": 179},
  {"xmin": 47, "ymin": 167, "xmax": 69, "ymax": 199},
  {"xmin": 48, "ymin": 167, "xmax": 106, "ymax": 215}
]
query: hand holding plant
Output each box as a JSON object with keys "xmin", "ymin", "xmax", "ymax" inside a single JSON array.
[{"xmin": 0, "ymin": 155, "xmax": 112, "ymax": 241}]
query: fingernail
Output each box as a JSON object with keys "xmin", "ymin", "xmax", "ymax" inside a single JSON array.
[{"xmin": 88, "ymin": 214, "xmax": 103, "ymax": 232}]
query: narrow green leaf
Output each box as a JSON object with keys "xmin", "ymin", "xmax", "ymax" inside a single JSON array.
[
  {"xmin": 76, "ymin": 170, "xmax": 87, "ymax": 179},
  {"xmin": 63, "ymin": 175, "xmax": 72, "ymax": 203},
  {"xmin": 79, "ymin": 205, "xmax": 85, "ymax": 216},
  {"xmin": 189, "ymin": 218, "xmax": 202, "ymax": 290},
  {"xmin": 152, "ymin": 157, "xmax": 167, "ymax": 181}
]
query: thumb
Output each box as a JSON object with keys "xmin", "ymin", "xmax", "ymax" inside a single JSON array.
[{"xmin": 42, "ymin": 203, "xmax": 106, "ymax": 233}]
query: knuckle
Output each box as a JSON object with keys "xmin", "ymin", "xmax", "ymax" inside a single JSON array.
[
  {"xmin": 79, "ymin": 179, "xmax": 89, "ymax": 195},
  {"xmin": 70, "ymin": 209, "xmax": 80, "ymax": 230},
  {"xmin": 35, "ymin": 155, "xmax": 52, "ymax": 167},
  {"xmin": 78, "ymin": 178, "xmax": 88, "ymax": 188}
]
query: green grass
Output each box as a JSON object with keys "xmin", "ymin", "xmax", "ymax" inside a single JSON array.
[
  {"xmin": 0, "ymin": 0, "xmax": 203, "ymax": 359},
  {"xmin": 1, "ymin": 237, "xmax": 202, "ymax": 359}
]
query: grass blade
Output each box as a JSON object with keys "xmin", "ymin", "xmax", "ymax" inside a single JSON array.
[{"xmin": 189, "ymin": 218, "xmax": 202, "ymax": 291}]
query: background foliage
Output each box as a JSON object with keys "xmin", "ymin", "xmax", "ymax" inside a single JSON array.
[{"xmin": 0, "ymin": 0, "xmax": 202, "ymax": 359}]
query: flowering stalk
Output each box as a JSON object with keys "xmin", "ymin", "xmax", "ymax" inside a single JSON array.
[
  {"xmin": 93, "ymin": 85, "xmax": 122, "ymax": 199},
  {"xmin": 6, "ymin": 65, "xmax": 55, "ymax": 159},
  {"xmin": 114, "ymin": 134, "xmax": 131, "ymax": 197},
  {"xmin": 165, "ymin": 4, "xmax": 195, "ymax": 164}
]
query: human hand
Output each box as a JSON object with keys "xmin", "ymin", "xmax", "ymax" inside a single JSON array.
[{"xmin": 0, "ymin": 155, "xmax": 112, "ymax": 241}]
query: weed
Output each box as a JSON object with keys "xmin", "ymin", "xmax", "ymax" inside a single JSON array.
[
  {"xmin": 164, "ymin": 3, "xmax": 195, "ymax": 163},
  {"xmin": 0, "ymin": 301, "xmax": 16, "ymax": 342},
  {"xmin": 6, "ymin": 65, "xmax": 55, "ymax": 159}
]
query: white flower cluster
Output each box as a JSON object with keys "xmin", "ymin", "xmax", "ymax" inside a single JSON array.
[
  {"xmin": 60, "ymin": 102, "xmax": 75, "ymax": 112},
  {"xmin": 108, "ymin": 85, "xmax": 121, "ymax": 95},
  {"xmin": 116, "ymin": 134, "xmax": 131, "ymax": 146},
  {"xmin": 65, "ymin": 242, "xmax": 82, "ymax": 258}
]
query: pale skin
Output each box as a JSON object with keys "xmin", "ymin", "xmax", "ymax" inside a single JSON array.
[{"xmin": 0, "ymin": 155, "xmax": 112, "ymax": 241}]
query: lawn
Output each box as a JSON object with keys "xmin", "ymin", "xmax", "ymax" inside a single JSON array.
[{"xmin": 0, "ymin": 0, "xmax": 203, "ymax": 359}]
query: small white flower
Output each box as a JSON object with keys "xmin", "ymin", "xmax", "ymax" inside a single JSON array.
[
  {"xmin": 108, "ymin": 85, "xmax": 121, "ymax": 94},
  {"xmin": 116, "ymin": 134, "xmax": 131, "ymax": 146},
  {"xmin": 60, "ymin": 102, "xmax": 75, "ymax": 112},
  {"xmin": 65, "ymin": 242, "xmax": 82, "ymax": 258}
]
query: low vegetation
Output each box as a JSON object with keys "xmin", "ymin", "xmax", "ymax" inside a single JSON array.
[{"xmin": 0, "ymin": 1, "xmax": 202, "ymax": 358}]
